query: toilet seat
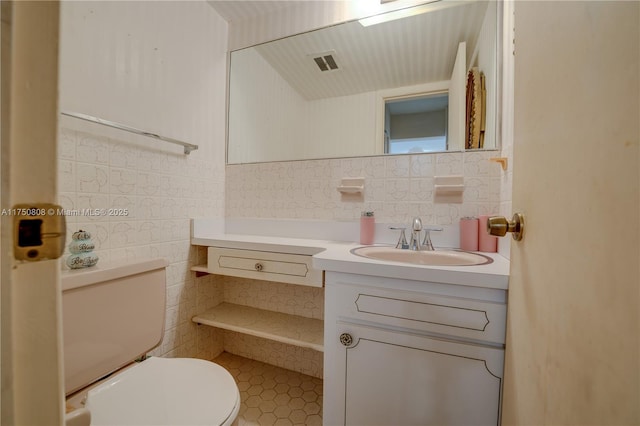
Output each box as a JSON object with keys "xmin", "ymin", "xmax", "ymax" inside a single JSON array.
[{"xmin": 84, "ymin": 357, "xmax": 240, "ymax": 425}]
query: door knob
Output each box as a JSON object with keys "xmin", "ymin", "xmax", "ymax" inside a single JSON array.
[{"xmin": 487, "ymin": 213, "xmax": 525, "ymax": 241}]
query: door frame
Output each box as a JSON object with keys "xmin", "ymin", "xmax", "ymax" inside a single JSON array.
[{"xmin": 1, "ymin": 2, "xmax": 64, "ymax": 424}]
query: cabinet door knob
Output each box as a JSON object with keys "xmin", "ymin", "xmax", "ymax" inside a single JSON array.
[
  {"xmin": 254, "ymin": 262, "xmax": 264, "ymax": 271},
  {"xmin": 339, "ymin": 333, "xmax": 353, "ymax": 347}
]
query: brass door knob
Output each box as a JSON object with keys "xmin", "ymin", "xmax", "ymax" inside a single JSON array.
[{"xmin": 487, "ymin": 213, "xmax": 525, "ymax": 241}]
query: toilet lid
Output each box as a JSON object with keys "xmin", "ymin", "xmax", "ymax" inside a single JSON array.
[{"xmin": 85, "ymin": 357, "xmax": 239, "ymax": 425}]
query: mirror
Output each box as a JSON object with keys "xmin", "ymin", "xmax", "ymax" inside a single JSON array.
[{"xmin": 227, "ymin": 0, "xmax": 500, "ymax": 164}]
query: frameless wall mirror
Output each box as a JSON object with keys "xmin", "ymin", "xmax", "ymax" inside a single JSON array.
[{"xmin": 227, "ymin": 0, "xmax": 501, "ymax": 164}]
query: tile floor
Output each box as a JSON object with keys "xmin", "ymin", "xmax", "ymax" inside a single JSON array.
[{"xmin": 214, "ymin": 352, "xmax": 323, "ymax": 426}]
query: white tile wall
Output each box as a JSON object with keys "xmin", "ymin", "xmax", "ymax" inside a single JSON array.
[
  {"xmin": 220, "ymin": 278, "xmax": 324, "ymax": 377},
  {"xmin": 222, "ymin": 330, "xmax": 323, "ymax": 379},
  {"xmin": 58, "ymin": 127, "xmax": 226, "ymax": 360},
  {"xmin": 57, "ymin": 1, "xmax": 228, "ymax": 360},
  {"xmin": 222, "ymin": 278, "xmax": 324, "ymax": 321},
  {"xmin": 226, "ymin": 151, "xmax": 503, "ymax": 226}
]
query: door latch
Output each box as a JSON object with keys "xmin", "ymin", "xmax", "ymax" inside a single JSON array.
[{"xmin": 12, "ymin": 203, "xmax": 66, "ymax": 261}]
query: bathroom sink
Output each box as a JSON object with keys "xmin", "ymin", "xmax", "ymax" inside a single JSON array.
[{"xmin": 350, "ymin": 246, "xmax": 493, "ymax": 266}]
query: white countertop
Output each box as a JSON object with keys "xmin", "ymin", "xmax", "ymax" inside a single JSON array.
[{"xmin": 191, "ymin": 233, "xmax": 509, "ymax": 290}]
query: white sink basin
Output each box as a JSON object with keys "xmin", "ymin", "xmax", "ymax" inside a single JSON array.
[{"xmin": 351, "ymin": 246, "xmax": 493, "ymax": 266}]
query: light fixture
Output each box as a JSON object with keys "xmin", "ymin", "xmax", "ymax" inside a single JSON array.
[{"xmin": 358, "ymin": 0, "xmax": 470, "ymax": 27}]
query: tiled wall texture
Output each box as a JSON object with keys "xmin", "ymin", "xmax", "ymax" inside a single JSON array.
[
  {"xmin": 222, "ymin": 278, "xmax": 324, "ymax": 378},
  {"xmin": 57, "ymin": 1, "xmax": 228, "ymax": 360},
  {"xmin": 57, "ymin": 129, "xmax": 226, "ymax": 360},
  {"xmin": 222, "ymin": 331, "xmax": 323, "ymax": 379},
  {"xmin": 226, "ymin": 151, "xmax": 503, "ymax": 225},
  {"xmin": 222, "ymin": 278, "xmax": 324, "ymax": 321},
  {"xmin": 207, "ymin": 277, "xmax": 324, "ymax": 378}
]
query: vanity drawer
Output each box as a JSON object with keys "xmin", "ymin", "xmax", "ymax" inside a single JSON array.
[
  {"xmin": 327, "ymin": 282, "xmax": 506, "ymax": 345},
  {"xmin": 207, "ymin": 247, "xmax": 323, "ymax": 287}
]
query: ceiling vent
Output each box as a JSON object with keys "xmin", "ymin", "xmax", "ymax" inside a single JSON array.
[{"xmin": 310, "ymin": 51, "xmax": 340, "ymax": 72}]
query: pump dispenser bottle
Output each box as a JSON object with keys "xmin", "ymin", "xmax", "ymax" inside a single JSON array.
[{"xmin": 360, "ymin": 211, "xmax": 375, "ymax": 245}]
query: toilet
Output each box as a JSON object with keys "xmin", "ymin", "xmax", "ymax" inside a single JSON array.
[{"xmin": 62, "ymin": 258, "xmax": 240, "ymax": 425}]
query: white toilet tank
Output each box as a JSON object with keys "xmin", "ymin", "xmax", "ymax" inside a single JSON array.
[{"xmin": 62, "ymin": 258, "xmax": 169, "ymax": 395}]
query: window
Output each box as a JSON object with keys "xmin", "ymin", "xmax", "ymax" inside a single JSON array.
[{"xmin": 384, "ymin": 93, "xmax": 448, "ymax": 154}]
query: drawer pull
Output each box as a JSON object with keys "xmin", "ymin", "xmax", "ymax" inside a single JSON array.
[
  {"xmin": 254, "ymin": 262, "xmax": 264, "ymax": 272},
  {"xmin": 340, "ymin": 333, "xmax": 353, "ymax": 347}
]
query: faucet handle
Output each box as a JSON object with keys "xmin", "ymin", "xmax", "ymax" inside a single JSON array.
[
  {"xmin": 412, "ymin": 217, "xmax": 423, "ymax": 231},
  {"xmin": 421, "ymin": 227, "xmax": 442, "ymax": 251},
  {"xmin": 423, "ymin": 226, "xmax": 443, "ymax": 232},
  {"xmin": 389, "ymin": 226, "xmax": 408, "ymax": 249}
]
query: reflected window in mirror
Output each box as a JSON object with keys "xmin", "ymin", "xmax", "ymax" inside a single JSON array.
[{"xmin": 385, "ymin": 93, "xmax": 448, "ymax": 154}]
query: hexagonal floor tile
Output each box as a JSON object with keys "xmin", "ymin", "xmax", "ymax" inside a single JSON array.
[{"xmin": 214, "ymin": 352, "xmax": 323, "ymax": 426}]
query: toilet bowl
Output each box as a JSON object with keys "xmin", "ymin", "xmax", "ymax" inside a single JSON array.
[
  {"xmin": 83, "ymin": 357, "xmax": 239, "ymax": 425},
  {"xmin": 62, "ymin": 258, "xmax": 239, "ymax": 425}
]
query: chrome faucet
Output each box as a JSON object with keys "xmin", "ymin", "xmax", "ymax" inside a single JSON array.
[
  {"xmin": 408, "ymin": 217, "xmax": 423, "ymax": 251},
  {"xmin": 391, "ymin": 217, "xmax": 443, "ymax": 251}
]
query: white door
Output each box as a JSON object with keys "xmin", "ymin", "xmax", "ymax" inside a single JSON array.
[
  {"xmin": 502, "ymin": 2, "xmax": 639, "ymax": 424},
  {"xmin": 1, "ymin": 2, "xmax": 64, "ymax": 424}
]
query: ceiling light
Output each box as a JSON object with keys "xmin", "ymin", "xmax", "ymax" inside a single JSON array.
[{"xmin": 358, "ymin": 0, "xmax": 469, "ymax": 27}]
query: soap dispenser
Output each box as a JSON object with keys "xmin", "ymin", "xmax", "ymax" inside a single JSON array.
[{"xmin": 360, "ymin": 211, "xmax": 375, "ymax": 245}]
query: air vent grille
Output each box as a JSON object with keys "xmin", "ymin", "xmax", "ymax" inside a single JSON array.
[{"xmin": 312, "ymin": 53, "xmax": 339, "ymax": 72}]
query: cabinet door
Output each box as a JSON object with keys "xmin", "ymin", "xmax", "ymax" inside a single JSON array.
[
  {"xmin": 329, "ymin": 321, "xmax": 504, "ymax": 426},
  {"xmin": 326, "ymin": 280, "xmax": 507, "ymax": 345}
]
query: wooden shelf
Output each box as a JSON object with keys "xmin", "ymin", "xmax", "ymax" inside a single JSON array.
[
  {"xmin": 192, "ymin": 303, "xmax": 324, "ymax": 352},
  {"xmin": 191, "ymin": 265, "xmax": 209, "ymax": 277}
]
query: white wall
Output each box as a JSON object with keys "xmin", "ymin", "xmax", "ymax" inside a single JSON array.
[
  {"xmin": 228, "ymin": 48, "xmax": 305, "ymax": 163},
  {"xmin": 57, "ymin": 1, "xmax": 228, "ymax": 359},
  {"xmin": 228, "ymin": 47, "xmax": 377, "ymax": 163}
]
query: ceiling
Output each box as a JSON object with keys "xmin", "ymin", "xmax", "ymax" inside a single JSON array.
[
  {"xmin": 207, "ymin": 1, "xmax": 293, "ymax": 23},
  {"xmin": 228, "ymin": 1, "xmax": 490, "ymax": 100}
]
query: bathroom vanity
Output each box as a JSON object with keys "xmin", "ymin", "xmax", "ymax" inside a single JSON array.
[
  {"xmin": 312, "ymin": 243, "xmax": 508, "ymax": 426},
  {"xmin": 190, "ymin": 232, "xmax": 327, "ymax": 354},
  {"xmin": 191, "ymin": 219, "xmax": 509, "ymax": 426}
]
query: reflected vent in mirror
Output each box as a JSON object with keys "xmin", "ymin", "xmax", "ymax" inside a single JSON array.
[{"xmin": 311, "ymin": 51, "xmax": 339, "ymax": 72}]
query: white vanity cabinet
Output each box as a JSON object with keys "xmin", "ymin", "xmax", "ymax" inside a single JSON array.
[{"xmin": 323, "ymin": 271, "xmax": 507, "ymax": 426}]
